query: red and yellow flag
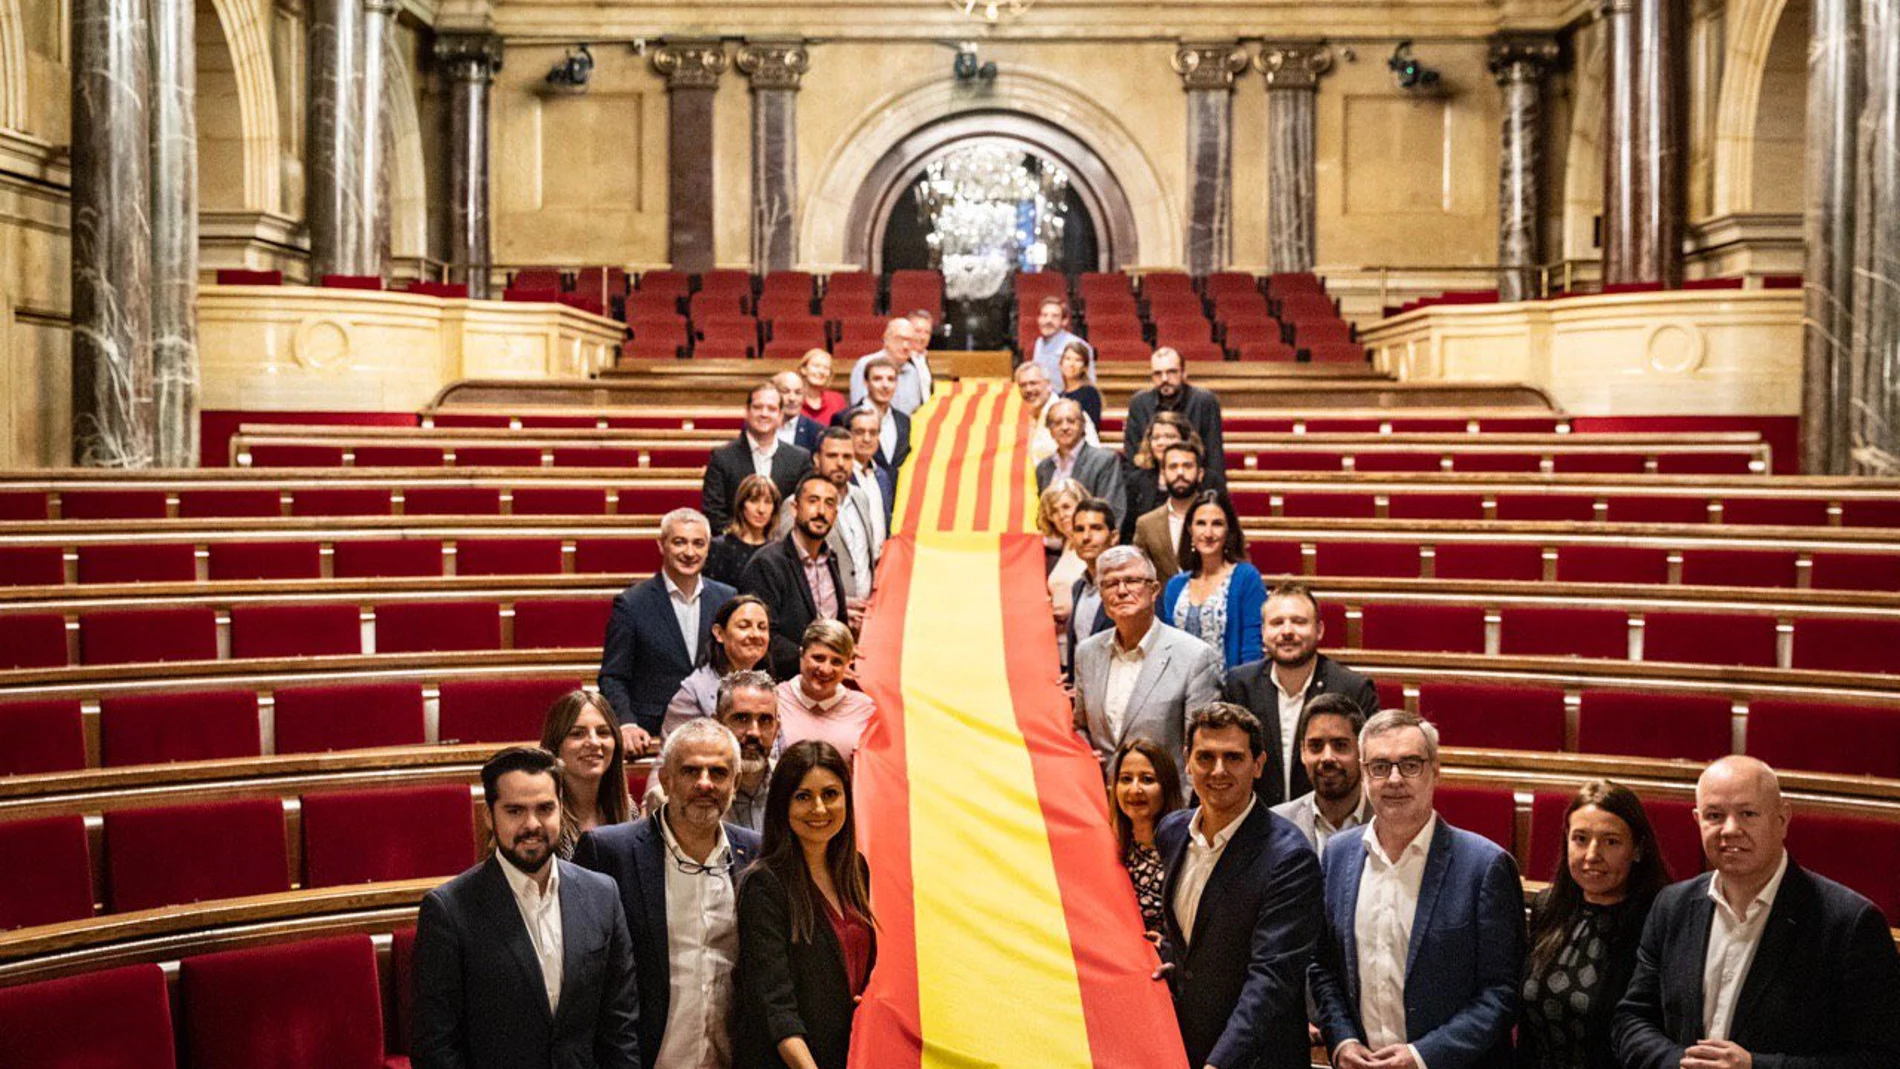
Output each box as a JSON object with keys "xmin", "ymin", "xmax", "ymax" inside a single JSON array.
[{"xmin": 850, "ymin": 380, "xmax": 1189, "ymax": 1069}]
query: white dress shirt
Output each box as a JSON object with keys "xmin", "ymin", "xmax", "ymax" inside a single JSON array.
[
  {"xmin": 500, "ymin": 856, "xmax": 565, "ymax": 1016},
  {"xmin": 1702, "ymin": 851, "xmax": 1790, "ymax": 1041},
  {"xmin": 655, "ymin": 812, "xmax": 739, "ymax": 1069},
  {"xmin": 1172, "ymin": 795, "xmax": 1256, "ymax": 945},
  {"xmin": 1269, "ymin": 663, "xmax": 1310, "ymax": 792},
  {"xmin": 834, "ymin": 493, "xmax": 874, "ymax": 598},
  {"xmin": 664, "ymin": 572, "xmax": 704, "ymax": 658},
  {"xmin": 1353, "ymin": 815, "xmax": 1437, "ymax": 1069},
  {"xmin": 1167, "ymin": 505, "xmax": 1188, "ymax": 563},
  {"xmin": 877, "ymin": 406, "xmax": 899, "ymax": 464},
  {"xmin": 748, "ymin": 433, "xmax": 779, "ymax": 479},
  {"xmin": 1103, "ymin": 619, "xmax": 1159, "ymax": 743}
]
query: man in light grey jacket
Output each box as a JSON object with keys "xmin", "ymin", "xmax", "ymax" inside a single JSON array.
[{"xmin": 1035, "ymin": 399, "xmax": 1126, "ymax": 529}]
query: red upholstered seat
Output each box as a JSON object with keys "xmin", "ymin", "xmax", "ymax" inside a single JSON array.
[
  {"xmin": 250, "ymin": 443, "xmax": 348, "ymax": 467},
  {"xmin": 1529, "ymin": 793, "xmax": 1701, "ymax": 884},
  {"xmin": 353, "ymin": 445, "xmax": 446, "ymax": 468},
  {"xmin": 455, "ymin": 537, "xmax": 565, "ymax": 576},
  {"xmin": 1448, "ymin": 451, "xmax": 1544, "ymax": 473},
  {"xmin": 621, "ymin": 338, "xmax": 683, "ymax": 360},
  {"xmin": 1555, "ymin": 544, "xmax": 1670, "ymax": 585},
  {"xmin": 273, "ymin": 682, "xmax": 426, "ymax": 754},
  {"xmin": 332, "ymin": 539, "xmax": 445, "ymax": 578},
  {"xmin": 1353, "ymin": 452, "xmax": 1443, "ymax": 473},
  {"xmin": 1604, "ymin": 495, "xmax": 1712, "ymax": 524},
  {"xmin": 1642, "ymin": 611, "xmax": 1778, "ymax": 667},
  {"xmin": 637, "ymin": 269, "xmax": 691, "ymax": 296},
  {"xmin": 1256, "ymin": 451, "xmax": 1345, "ymax": 472},
  {"xmin": 551, "ymin": 447, "xmax": 641, "ymax": 468},
  {"xmin": 1315, "ymin": 542, "xmax": 1423, "ymax": 578},
  {"xmin": 1320, "ymin": 602, "xmax": 1348, "ymax": 646},
  {"xmin": 438, "ymin": 677, "xmax": 582, "ymax": 744},
  {"xmin": 0, "ymin": 489, "xmax": 49, "ymax": 518},
  {"xmin": 1386, "ymin": 493, "xmax": 1485, "ymax": 521},
  {"xmin": 615, "ymin": 485, "xmax": 696, "ymax": 513},
  {"xmin": 1679, "ymin": 548, "xmax": 1799, "ymax": 588},
  {"xmin": 1433, "ymin": 786, "xmax": 1516, "ymax": 853},
  {"xmin": 230, "ymin": 602, "xmax": 363, "ymax": 659},
  {"xmin": 1790, "ymin": 616, "xmax": 1900, "ymax": 673},
  {"xmin": 403, "ymin": 487, "xmax": 504, "ymax": 516},
  {"xmin": 1416, "ymin": 682, "xmax": 1565, "ymax": 751},
  {"xmin": 105, "ymin": 798, "xmax": 290, "ymax": 911},
  {"xmin": 1494, "ymin": 493, "xmax": 1596, "ymax": 522},
  {"xmin": 375, "ymin": 600, "xmax": 502, "ymax": 653},
  {"xmin": 0, "ymin": 612, "xmax": 70, "ymax": 668},
  {"xmin": 100, "ymin": 689, "xmax": 261, "ymax": 766},
  {"xmin": 1434, "ymin": 542, "xmax": 1543, "ymax": 581},
  {"xmin": 575, "ymin": 537, "xmax": 662, "ymax": 574},
  {"xmin": 208, "ymin": 540, "xmax": 324, "ymax": 580},
  {"xmin": 218, "ymin": 268, "xmax": 283, "ymax": 285},
  {"xmin": 511, "ymin": 487, "xmax": 610, "ymax": 515},
  {"xmin": 1785, "ymin": 813, "xmax": 1900, "ymax": 922},
  {"xmin": 0, "ymin": 815, "xmax": 94, "ymax": 929},
  {"xmin": 452, "ymin": 445, "xmax": 545, "ymax": 467},
  {"xmin": 1374, "ymin": 678, "xmax": 1406, "ymax": 712},
  {"xmin": 628, "ymin": 293, "xmax": 685, "ymax": 319},
  {"xmin": 0, "ymin": 699, "xmax": 86, "ymax": 775},
  {"xmin": 1839, "ymin": 499, "xmax": 1900, "ymax": 527},
  {"xmin": 1245, "ymin": 540, "xmax": 1303, "ymax": 578},
  {"xmin": 1721, "ymin": 497, "xmax": 1831, "ymax": 527},
  {"xmin": 1748, "ymin": 699, "xmax": 1900, "ymax": 778},
  {"xmin": 1657, "ymin": 452, "xmax": 1756, "ymax": 475},
  {"xmin": 180, "ymin": 935, "xmax": 387, "ymax": 1069},
  {"xmin": 81, "ymin": 607, "xmax": 218, "ymax": 665},
  {"xmin": 301, "ymin": 786, "xmax": 475, "ymax": 886},
  {"xmin": 1499, "ymin": 606, "xmax": 1630, "ymax": 659},
  {"xmin": 1808, "ymin": 552, "xmax": 1900, "ymax": 592},
  {"xmin": 1360, "ymin": 603, "xmax": 1486, "ymax": 653},
  {"xmin": 0, "ymin": 545, "xmax": 66, "ymax": 586},
  {"xmin": 1552, "ymin": 452, "xmax": 1647, "ymax": 474},
  {"xmin": 515, "ymin": 598, "xmax": 612, "ymax": 649},
  {"xmin": 291, "ymin": 488, "xmax": 396, "ymax": 516},
  {"xmin": 1578, "ymin": 689, "xmax": 1731, "ymax": 761},
  {"xmin": 62, "ymin": 489, "xmax": 168, "ymax": 519},
  {"xmin": 77, "ymin": 541, "xmax": 197, "ymax": 583},
  {"xmin": 0, "ymin": 964, "xmax": 177, "ymax": 1068},
  {"xmin": 642, "ymin": 446, "xmax": 710, "ymax": 468},
  {"xmin": 1278, "ymin": 492, "xmax": 1377, "ymax": 519}
]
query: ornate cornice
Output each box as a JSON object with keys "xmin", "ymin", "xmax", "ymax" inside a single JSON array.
[
  {"xmin": 1254, "ymin": 41, "xmax": 1334, "ymax": 90},
  {"xmin": 736, "ymin": 40, "xmax": 811, "ymax": 90},
  {"xmin": 1171, "ymin": 41, "xmax": 1250, "ymax": 91},
  {"xmin": 651, "ymin": 40, "xmax": 730, "ymax": 89},
  {"xmin": 433, "ymin": 33, "xmax": 504, "ymax": 82},
  {"xmin": 1488, "ymin": 33, "xmax": 1562, "ymax": 83}
]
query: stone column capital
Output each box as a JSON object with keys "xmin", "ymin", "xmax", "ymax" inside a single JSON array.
[
  {"xmin": 736, "ymin": 40, "xmax": 810, "ymax": 90},
  {"xmin": 435, "ymin": 33, "xmax": 503, "ymax": 81},
  {"xmin": 652, "ymin": 40, "xmax": 729, "ymax": 90},
  {"xmin": 362, "ymin": 0, "xmax": 399, "ymax": 15},
  {"xmin": 1488, "ymin": 34, "xmax": 1562, "ymax": 83},
  {"xmin": 1255, "ymin": 42, "xmax": 1334, "ymax": 90},
  {"xmin": 1171, "ymin": 41, "xmax": 1250, "ymax": 91}
]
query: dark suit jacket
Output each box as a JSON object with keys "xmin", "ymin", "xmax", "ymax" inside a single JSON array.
[
  {"xmin": 737, "ymin": 534, "xmax": 847, "ymax": 680},
  {"xmin": 573, "ymin": 816, "xmax": 763, "ymax": 1069},
  {"xmin": 831, "ymin": 407, "xmax": 912, "ymax": 471},
  {"xmin": 1311, "ymin": 820, "xmax": 1523, "ymax": 1069},
  {"xmin": 1611, "ymin": 858, "xmax": 1900, "ymax": 1069},
  {"xmin": 1158, "ymin": 804, "xmax": 1323, "ymax": 1069},
  {"xmin": 1122, "ymin": 384, "xmax": 1227, "ymax": 489},
  {"xmin": 736, "ymin": 864, "xmax": 876, "ymax": 1069},
  {"xmin": 598, "ymin": 574, "xmax": 735, "ymax": 733},
  {"xmin": 1222, "ymin": 654, "xmax": 1380, "ymax": 805},
  {"xmin": 702, "ymin": 435, "xmax": 811, "ymax": 532},
  {"xmin": 1062, "ymin": 572, "xmax": 1112, "ymax": 680},
  {"xmin": 790, "ymin": 416, "xmax": 825, "ymax": 453},
  {"xmin": 1122, "ymin": 464, "xmax": 1165, "ymax": 543},
  {"xmin": 412, "ymin": 857, "xmax": 640, "ymax": 1069}
]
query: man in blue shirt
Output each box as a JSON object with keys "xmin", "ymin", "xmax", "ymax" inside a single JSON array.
[{"xmin": 1029, "ymin": 296, "xmax": 1093, "ymax": 385}]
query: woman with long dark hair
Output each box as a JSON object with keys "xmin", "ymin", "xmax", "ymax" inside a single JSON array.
[
  {"xmin": 660, "ymin": 595, "xmax": 773, "ymax": 736},
  {"xmin": 537, "ymin": 689, "xmax": 632, "ymax": 857},
  {"xmin": 1159, "ymin": 489, "xmax": 1266, "ymax": 669},
  {"xmin": 1107, "ymin": 738, "xmax": 1183, "ymax": 934},
  {"xmin": 1518, "ymin": 779, "xmax": 1672, "ymax": 1069},
  {"xmin": 706, "ymin": 474, "xmax": 781, "ymax": 586},
  {"xmin": 1058, "ymin": 340, "xmax": 1103, "ymax": 428},
  {"xmin": 737, "ymin": 740, "xmax": 875, "ymax": 1069}
]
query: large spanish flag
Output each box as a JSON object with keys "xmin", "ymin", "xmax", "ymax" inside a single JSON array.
[{"xmin": 849, "ymin": 380, "xmax": 1188, "ymax": 1069}]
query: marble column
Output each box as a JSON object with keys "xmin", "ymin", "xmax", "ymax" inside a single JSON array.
[
  {"xmin": 1801, "ymin": 0, "xmax": 1861, "ymax": 473},
  {"xmin": 736, "ymin": 40, "xmax": 809, "ymax": 273},
  {"xmin": 1601, "ymin": 0, "xmax": 1687, "ymax": 285},
  {"xmin": 150, "ymin": 0, "xmax": 198, "ymax": 465},
  {"xmin": 652, "ymin": 41, "xmax": 728, "ymax": 274},
  {"xmin": 438, "ymin": 34, "xmax": 501, "ymax": 298},
  {"xmin": 307, "ymin": 0, "xmax": 367, "ymax": 278},
  {"xmin": 1849, "ymin": 0, "xmax": 1900, "ymax": 472},
  {"xmin": 1172, "ymin": 42, "xmax": 1248, "ymax": 276},
  {"xmin": 1489, "ymin": 36, "xmax": 1561, "ymax": 302},
  {"xmin": 1256, "ymin": 42, "xmax": 1333, "ymax": 274},
  {"xmin": 71, "ymin": 0, "xmax": 154, "ymax": 467},
  {"xmin": 357, "ymin": 0, "xmax": 396, "ymax": 276}
]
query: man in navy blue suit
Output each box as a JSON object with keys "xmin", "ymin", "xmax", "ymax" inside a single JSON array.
[
  {"xmin": 1158, "ymin": 702, "xmax": 1324, "ymax": 1069},
  {"xmin": 1310, "ymin": 710, "xmax": 1523, "ymax": 1069},
  {"xmin": 597, "ymin": 508, "xmax": 734, "ymax": 750},
  {"xmin": 1612, "ymin": 755, "xmax": 1900, "ymax": 1069},
  {"xmin": 576, "ymin": 714, "xmax": 762, "ymax": 1069}
]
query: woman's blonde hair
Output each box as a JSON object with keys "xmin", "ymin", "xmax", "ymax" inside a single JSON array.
[{"xmin": 1036, "ymin": 478, "xmax": 1087, "ymax": 538}]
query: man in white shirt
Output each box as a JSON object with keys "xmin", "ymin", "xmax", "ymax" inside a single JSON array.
[
  {"xmin": 414, "ymin": 747, "xmax": 640, "ymax": 1069},
  {"xmin": 1310, "ymin": 710, "xmax": 1523, "ymax": 1069},
  {"xmin": 701, "ymin": 382, "xmax": 810, "ymax": 532},
  {"xmin": 1612, "ymin": 755, "xmax": 1900, "ymax": 1069},
  {"xmin": 846, "ymin": 406, "xmax": 896, "ymax": 539},
  {"xmin": 1269, "ymin": 693, "xmax": 1373, "ymax": 856},
  {"xmin": 1155, "ymin": 702, "xmax": 1322, "ymax": 1069},
  {"xmin": 848, "ymin": 317, "xmax": 932, "ymax": 414},
  {"xmin": 575, "ymin": 719, "xmax": 763, "ymax": 1069},
  {"xmin": 845, "ymin": 357, "xmax": 914, "ymax": 470},
  {"xmin": 599, "ymin": 508, "xmax": 736, "ymax": 750},
  {"xmin": 1029, "ymin": 296, "xmax": 1093, "ymax": 384}
]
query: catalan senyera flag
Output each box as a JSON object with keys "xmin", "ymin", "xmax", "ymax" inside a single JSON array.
[{"xmin": 848, "ymin": 380, "xmax": 1190, "ymax": 1069}]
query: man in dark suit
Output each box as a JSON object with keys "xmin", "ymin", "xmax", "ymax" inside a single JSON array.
[
  {"xmin": 1224, "ymin": 581, "xmax": 1379, "ymax": 805},
  {"xmin": 738, "ymin": 473, "xmax": 846, "ymax": 679},
  {"xmin": 576, "ymin": 714, "xmax": 764, "ymax": 1069},
  {"xmin": 772, "ymin": 370, "xmax": 827, "ymax": 452},
  {"xmin": 1158, "ymin": 702, "xmax": 1323, "ymax": 1069},
  {"xmin": 598, "ymin": 508, "xmax": 734, "ymax": 749},
  {"xmin": 1035, "ymin": 399, "xmax": 1126, "ymax": 529},
  {"xmin": 1062, "ymin": 497, "xmax": 1118, "ymax": 680},
  {"xmin": 1122, "ymin": 347, "xmax": 1226, "ymax": 489},
  {"xmin": 1612, "ymin": 755, "xmax": 1900, "ymax": 1069},
  {"xmin": 701, "ymin": 381, "xmax": 811, "ymax": 531},
  {"xmin": 413, "ymin": 747, "xmax": 640, "ymax": 1069},
  {"xmin": 831, "ymin": 356, "xmax": 911, "ymax": 470},
  {"xmin": 1310, "ymin": 710, "xmax": 1523, "ymax": 1069}
]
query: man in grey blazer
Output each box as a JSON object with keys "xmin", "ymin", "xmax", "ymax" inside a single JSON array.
[
  {"xmin": 1073, "ymin": 545, "xmax": 1222, "ymax": 784},
  {"xmin": 1035, "ymin": 399, "xmax": 1126, "ymax": 529}
]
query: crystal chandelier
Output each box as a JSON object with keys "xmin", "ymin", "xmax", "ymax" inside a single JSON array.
[
  {"xmin": 913, "ymin": 144, "xmax": 1070, "ymax": 301},
  {"xmin": 947, "ymin": 0, "xmax": 1035, "ymax": 23}
]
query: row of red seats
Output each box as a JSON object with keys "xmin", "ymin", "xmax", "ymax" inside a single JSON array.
[
  {"xmin": 239, "ymin": 442, "xmax": 713, "ymax": 468},
  {"xmin": 1241, "ymin": 488, "xmax": 1900, "ymax": 526},
  {"xmin": 1019, "ymin": 269, "xmax": 1363, "ymax": 363},
  {"xmin": 422, "ymin": 411, "xmax": 744, "ymax": 430},
  {"xmin": 0, "ymin": 484, "xmax": 692, "ymax": 520},
  {"xmin": 0, "ymin": 536, "xmax": 660, "ymax": 585},
  {"xmin": 1016, "ymin": 269, "xmax": 1327, "ymax": 304}
]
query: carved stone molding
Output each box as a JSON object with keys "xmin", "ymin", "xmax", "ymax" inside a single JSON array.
[
  {"xmin": 736, "ymin": 40, "xmax": 810, "ymax": 91},
  {"xmin": 1171, "ymin": 42, "xmax": 1249, "ymax": 91},
  {"xmin": 652, "ymin": 40, "xmax": 729, "ymax": 90},
  {"xmin": 435, "ymin": 34, "xmax": 503, "ymax": 82},
  {"xmin": 1488, "ymin": 34, "xmax": 1561, "ymax": 84},
  {"xmin": 1254, "ymin": 42, "xmax": 1333, "ymax": 90}
]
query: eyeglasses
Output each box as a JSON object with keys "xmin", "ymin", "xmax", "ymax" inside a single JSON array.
[
  {"xmin": 661, "ymin": 807, "xmax": 729, "ymax": 878},
  {"xmin": 1100, "ymin": 577, "xmax": 1156, "ymax": 593},
  {"xmin": 1365, "ymin": 757, "xmax": 1429, "ymax": 780}
]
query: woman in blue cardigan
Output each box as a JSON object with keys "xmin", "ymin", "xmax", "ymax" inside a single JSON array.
[{"xmin": 1159, "ymin": 489, "xmax": 1265, "ymax": 670}]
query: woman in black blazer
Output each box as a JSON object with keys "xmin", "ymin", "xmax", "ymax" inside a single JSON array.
[{"xmin": 737, "ymin": 740, "xmax": 875, "ymax": 1069}]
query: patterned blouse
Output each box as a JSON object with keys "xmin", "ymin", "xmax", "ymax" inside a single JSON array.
[
  {"xmin": 1520, "ymin": 902, "xmax": 1622, "ymax": 1069},
  {"xmin": 1124, "ymin": 843, "xmax": 1166, "ymax": 933},
  {"xmin": 1172, "ymin": 569, "xmax": 1232, "ymax": 655}
]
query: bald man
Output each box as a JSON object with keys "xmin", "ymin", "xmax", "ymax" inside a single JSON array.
[
  {"xmin": 1612, "ymin": 756, "xmax": 1900, "ymax": 1069},
  {"xmin": 1034, "ymin": 399, "xmax": 1123, "ymax": 528},
  {"xmin": 772, "ymin": 371, "xmax": 826, "ymax": 452}
]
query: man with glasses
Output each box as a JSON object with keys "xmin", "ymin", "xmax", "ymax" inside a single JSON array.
[
  {"xmin": 575, "ymin": 718, "xmax": 762, "ymax": 1069},
  {"xmin": 1310, "ymin": 710, "xmax": 1524, "ymax": 1069},
  {"xmin": 1073, "ymin": 545, "xmax": 1221, "ymax": 778},
  {"xmin": 1121, "ymin": 347, "xmax": 1226, "ymax": 489}
]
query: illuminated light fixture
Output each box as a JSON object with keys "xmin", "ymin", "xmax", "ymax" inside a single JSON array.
[{"xmin": 949, "ymin": 0, "xmax": 1035, "ymax": 23}]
